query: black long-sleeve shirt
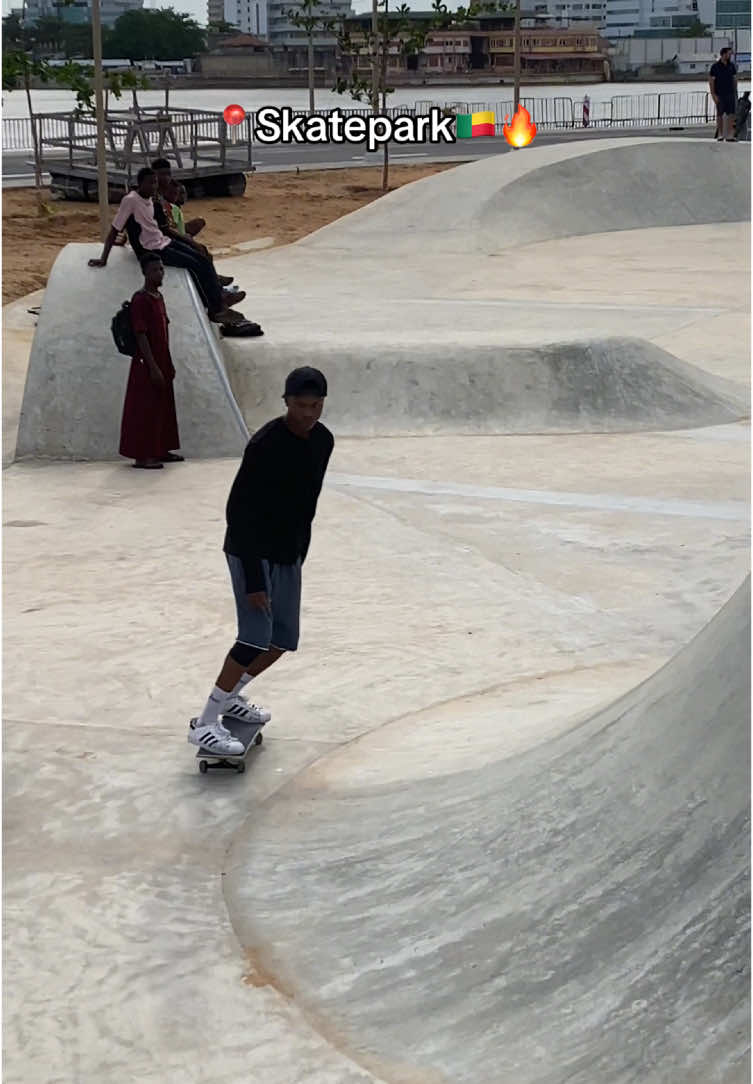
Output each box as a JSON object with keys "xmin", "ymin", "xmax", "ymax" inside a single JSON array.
[{"xmin": 223, "ymin": 417, "xmax": 335, "ymax": 593}]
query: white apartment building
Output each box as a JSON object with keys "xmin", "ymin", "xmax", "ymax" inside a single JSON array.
[
  {"xmin": 215, "ymin": 0, "xmax": 269, "ymax": 36},
  {"xmin": 605, "ymin": 0, "xmax": 700, "ymax": 37},
  {"xmin": 207, "ymin": 0, "xmax": 352, "ymax": 43},
  {"xmin": 266, "ymin": 0, "xmax": 353, "ymax": 47},
  {"xmin": 530, "ymin": 0, "xmax": 607, "ymax": 29}
]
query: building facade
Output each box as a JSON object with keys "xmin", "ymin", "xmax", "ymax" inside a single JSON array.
[
  {"xmin": 488, "ymin": 25, "xmax": 605, "ymax": 73},
  {"xmin": 21, "ymin": 0, "xmax": 143, "ymax": 27},
  {"xmin": 341, "ymin": 13, "xmax": 609, "ymax": 78},
  {"xmin": 605, "ymin": 0, "xmax": 705, "ymax": 38},
  {"xmin": 215, "ymin": 0, "xmax": 269, "ymax": 37},
  {"xmin": 715, "ymin": 0, "xmax": 751, "ymax": 28},
  {"xmin": 529, "ymin": 1, "xmax": 607, "ymax": 29}
]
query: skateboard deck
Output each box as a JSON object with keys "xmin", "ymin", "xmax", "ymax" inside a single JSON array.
[{"xmin": 196, "ymin": 717, "xmax": 265, "ymax": 774}]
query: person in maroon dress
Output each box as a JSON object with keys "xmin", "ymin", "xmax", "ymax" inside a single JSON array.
[{"xmin": 120, "ymin": 253, "xmax": 183, "ymax": 469}]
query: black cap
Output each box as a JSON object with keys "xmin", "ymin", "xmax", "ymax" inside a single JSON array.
[{"xmin": 284, "ymin": 367, "xmax": 328, "ymax": 399}]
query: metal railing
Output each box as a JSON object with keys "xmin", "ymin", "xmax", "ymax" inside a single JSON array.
[{"xmin": 2, "ymin": 92, "xmax": 718, "ymax": 153}]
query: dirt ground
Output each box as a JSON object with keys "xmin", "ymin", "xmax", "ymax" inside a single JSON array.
[{"xmin": 1, "ymin": 164, "xmax": 456, "ymax": 305}]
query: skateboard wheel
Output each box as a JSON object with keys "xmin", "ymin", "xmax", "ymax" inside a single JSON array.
[
  {"xmin": 199, "ymin": 760, "xmax": 208, "ymax": 774},
  {"xmin": 255, "ymin": 732, "xmax": 263, "ymax": 746},
  {"xmin": 236, "ymin": 761, "xmax": 246, "ymax": 774}
]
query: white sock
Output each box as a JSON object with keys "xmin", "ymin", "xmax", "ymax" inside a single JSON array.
[
  {"xmin": 231, "ymin": 672, "xmax": 254, "ymax": 697},
  {"xmin": 198, "ymin": 685, "xmax": 230, "ymax": 728}
]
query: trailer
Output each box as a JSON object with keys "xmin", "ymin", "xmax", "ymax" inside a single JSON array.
[{"xmin": 34, "ymin": 107, "xmax": 255, "ymax": 202}]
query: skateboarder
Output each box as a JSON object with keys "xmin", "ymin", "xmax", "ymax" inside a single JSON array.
[{"xmin": 188, "ymin": 367, "xmax": 335, "ymax": 756}]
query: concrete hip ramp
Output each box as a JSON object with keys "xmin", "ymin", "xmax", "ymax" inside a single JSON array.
[
  {"xmin": 15, "ymin": 243, "xmax": 248, "ymax": 462},
  {"xmin": 225, "ymin": 577, "xmax": 751, "ymax": 1084},
  {"xmin": 223, "ymin": 336, "xmax": 745, "ymax": 437}
]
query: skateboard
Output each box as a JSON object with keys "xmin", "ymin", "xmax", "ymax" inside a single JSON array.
[{"xmin": 196, "ymin": 717, "xmax": 265, "ymax": 775}]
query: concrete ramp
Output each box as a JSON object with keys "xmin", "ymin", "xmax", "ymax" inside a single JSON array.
[
  {"xmin": 15, "ymin": 243, "xmax": 248, "ymax": 462},
  {"xmin": 283, "ymin": 138, "xmax": 750, "ymax": 255},
  {"xmin": 226, "ymin": 577, "xmax": 751, "ymax": 1084},
  {"xmin": 223, "ymin": 335, "xmax": 745, "ymax": 436}
]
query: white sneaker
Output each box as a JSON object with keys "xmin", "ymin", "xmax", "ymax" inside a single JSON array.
[
  {"xmin": 188, "ymin": 720, "xmax": 244, "ymax": 756},
  {"xmin": 222, "ymin": 694, "xmax": 271, "ymax": 725},
  {"xmin": 190, "ymin": 715, "xmax": 233, "ymax": 739}
]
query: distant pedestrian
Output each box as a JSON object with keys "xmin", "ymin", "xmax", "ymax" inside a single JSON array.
[
  {"xmin": 709, "ymin": 47, "xmax": 738, "ymax": 142},
  {"xmin": 119, "ymin": 253, "xmax": 182, "ymax": 470}
]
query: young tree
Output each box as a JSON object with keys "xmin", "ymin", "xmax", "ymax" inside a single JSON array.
[
  {"xmin": 285, "ymin": 0, "xmax": 338, "ymax": 112},
  {"xmin": 2, "ymin": 52, "xmax": 52, "ymax": 209},
  {"xmin": 335, "ymin": 0, "xmax": 511, "ymax": 191},
  {"xmin": 3, "ymin": 50, "xmax": 150, "ymax": 213},
  {"xmin": 336, "ymin": 1, "xmax": 430, "ymax": 191}
]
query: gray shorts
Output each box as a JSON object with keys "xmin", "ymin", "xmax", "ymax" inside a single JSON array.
[{"xmin": 226, "ymin": 553, "xmax": 301, "ymax": 652}]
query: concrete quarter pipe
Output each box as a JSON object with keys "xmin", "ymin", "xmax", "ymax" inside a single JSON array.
[{"xmin": 226, "ymin": 577, "xmax": 751, "ymax": 1084}]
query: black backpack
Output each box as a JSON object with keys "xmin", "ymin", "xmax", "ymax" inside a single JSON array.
[{"xmin": 111, "ymin": 300, "xmax": 138, "ymax": 357}]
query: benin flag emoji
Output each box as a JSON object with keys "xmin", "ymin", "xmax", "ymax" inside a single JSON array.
[{"xmin": 456, "ymin": 110, "xmax": 496, "ymax": 138}]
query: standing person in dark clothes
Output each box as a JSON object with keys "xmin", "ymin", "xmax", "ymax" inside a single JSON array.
[
  {"xmin": 88, "ymin": 167, "xmax": 244, "ymax": 324},
  {"xmin": 188, "ymin": 367, "xmax": 334, "ymax": 756},
  {"xmin": 119, "ymin": 253, "xmax": 182, "ymax": 469},
  {"xmin": 709, "ymin": 47, "xmax": 738, "ymax": 142}
]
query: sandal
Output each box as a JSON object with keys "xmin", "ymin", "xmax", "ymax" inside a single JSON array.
[{"xmin": 132, "ymin": 461, "xmax": 164, "ymax": 469}]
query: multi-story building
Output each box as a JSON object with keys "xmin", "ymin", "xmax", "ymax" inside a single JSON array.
[
  {"xmin": 341, "ymin": 12, "xmax": 609, "ymax": 78},
  {"xmin": 21, "ymin": 0, "xmax": 143, "ymax": 27},
  {"xmin": 421, "ymin": 29, "xmax": 473, "ymax": 74},
  {"xmin": 605, "ymin": 0, "xmax": 701, "ymax": 38},
  {"xmin": 488, "ymin": 24, "xmax": 606, "ymax": 74},
  {"xmin": 529, "ymin": 1, "xmax": 607, "ymax": 29},
  {"xmin": 207, "ymin": 0, "xmax": 226, "ymax": 26},
  {"xmin": 212, "ymin": 0, "xmax": 269, "ymax": 37},
  {"xmin": 266, "ymin": 0, "xmax": 353, "ymax": 47},
  {"xmin": 715, "ymin": 0, "xmax": 750, "ymax": 28}
]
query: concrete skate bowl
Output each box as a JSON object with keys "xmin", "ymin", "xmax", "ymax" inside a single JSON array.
[
  {"xmin": 225, "ymin": 577, "xmax": 751, "ymax": 1084},
  {"xmin": 220, "ymin": 138, "xmax": 749, "ymax": 437}
]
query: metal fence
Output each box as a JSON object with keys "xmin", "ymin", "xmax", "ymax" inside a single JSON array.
[
  {"xmin": 2, "ymin": 92, "xmax": 717, "ymax": 153},
  {"xmin": 416, "ymin": 90, "xmax": 716, "ymax": 130}
]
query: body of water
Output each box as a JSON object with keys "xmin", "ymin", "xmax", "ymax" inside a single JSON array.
[{"xmin": 3, "ymin": 79, "xmax": 748, "ymax": 119}]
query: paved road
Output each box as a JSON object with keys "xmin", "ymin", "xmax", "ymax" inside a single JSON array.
[{"xmin": 2, "ymin": 122, "xmax": 713, "ymax": 186}]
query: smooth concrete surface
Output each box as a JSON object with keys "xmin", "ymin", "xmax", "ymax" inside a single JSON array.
[
  {"xmin": 3, "ymin": 136, "xmax": 750, "ymax": 1083},
  {"xmin": 216, "ymin": 139, "xmax": 750, "ymax": 437},
  {"xmin": 15, "ymin": 243, "xmax": 248, "ymax": 461},
  {"xmin": 226, "ymin": 579, "xmax": 750, "ymax": 1084}
]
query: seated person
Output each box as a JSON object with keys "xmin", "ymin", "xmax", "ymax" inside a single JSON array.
[
  {"xmin": 87, "ymin": 166, "xmax": 245, "ymax": 325},
  {"xmin": 176, "ymin": 182, "xmax": 206, "ymax": 239},
  {"xmin": 154, "ymin": 166, "xmax": 234, "ymax": 289}
]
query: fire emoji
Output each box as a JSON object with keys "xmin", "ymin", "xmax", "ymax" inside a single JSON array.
[{"xmin": 502, "ymin": 105, "xmax": 537, "ymax": 148}]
